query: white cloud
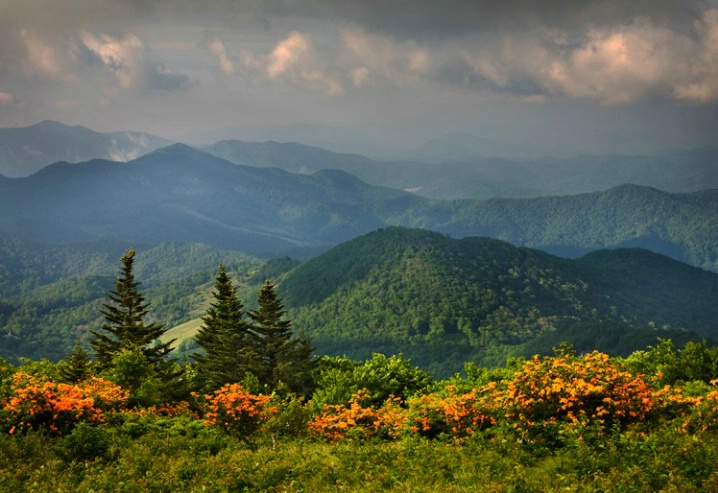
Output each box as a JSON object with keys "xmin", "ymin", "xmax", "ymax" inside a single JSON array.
[
  {"xmin": 673, "ymin": 8, "xmax": 718, "ymax": 102},
  {"xmin": 267, "ymin": 31, "xmax": 309, "ymax": 78},
  {"xmin": 208, "ymin": 38, "xmax": 235, "ymax": 75},
  {"xmin": 80, "ymin": 32, "xmax": 144, "ymax": 90},
  {"xmin": 341, "ymin": 28, "xmax": 431, "ymax": 86},
  {"xmin": 79, "ymin": 31, "xmax": 190, "ymax": 93}
]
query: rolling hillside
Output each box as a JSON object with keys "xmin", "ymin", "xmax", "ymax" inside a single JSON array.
[{"xmin": 277, "ymin": 228, "xmax": 718, "ymax": 374}]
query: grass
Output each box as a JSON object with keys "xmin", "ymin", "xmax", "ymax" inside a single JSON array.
[{"xmin": 160, "ymin": 318, "xmax": 203, "ymax": 347}]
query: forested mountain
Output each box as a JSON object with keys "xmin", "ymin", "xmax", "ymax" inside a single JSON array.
[
  {"xmin": 1, "ymin": 145, "xmax": 716, "ymax": 271},
  {"xmin": 0, "ymin": 144, "xmax": 418, "ymax": 256},
  {"xmin": 0, "ymin": 120, "xmax": 172, "ymax": 178},
  {"xmin": 0, "ymin": 239, "xmax": 262, "ymax": 362},
  {"xmin": 2, "ymin": 227, "xmax": 716, "ymax": 375},
  {"xmin": 276, "ymin": 228, "xmax": 718, "ymax": 375}
]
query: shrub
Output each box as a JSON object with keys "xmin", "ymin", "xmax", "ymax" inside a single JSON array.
[
  {"xmin": 1, "ymin": 373, "xmax": 128, "ymax": 435},
  {"xmin": 406, "ymin": 385, "xmax": 497, "ymax": 440},
  {"xmin": 200, "ymin": 383, "xmax": 276, "ymax": 438},
  {"xmin": 500, "ymin": 351, "xmax": 654, "ymax": 443},
  {"xmin": 308, "ymin": 390, "xmax": 408, "ymax": 441},
  {"xmin": 55, "ymin": 421, "xmax": 111, "ymax": 462}
]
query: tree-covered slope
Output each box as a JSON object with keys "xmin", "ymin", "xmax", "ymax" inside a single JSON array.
[
  {"xmin": 438, "ymin": 184, "xmax": 718, "ymax": 272},
  {"xmin": 0, "ymin": 239, "xmax": 262, "ymax": 363},
  {"xmin": 278, "ymin": 227, "xmax": 718, "ymax": 373}
]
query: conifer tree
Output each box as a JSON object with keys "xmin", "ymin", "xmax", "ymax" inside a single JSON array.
[
  {"xmin": 193, "ymin": 264, "xmax": 256, "ymax": 391},
  {"xmin": 90, "ymin": 249, "xmax": 175, "ymax": 371},
  {"xmin": 59, "ymin": 341, "xmax": 92, "ymax": 383},
  {"xmin": 249, "ymin": 279, "xmax": 315, "ymax": 394}
]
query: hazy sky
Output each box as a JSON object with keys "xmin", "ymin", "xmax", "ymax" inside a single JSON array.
[{"xmin": 1, "ymin": 0, "xmax": 717, "ymax": 156}]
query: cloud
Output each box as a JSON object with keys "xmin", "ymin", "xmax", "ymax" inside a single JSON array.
[
  {"xmin": 0, "ymin": 92, "xmax": 16, "ymax": 105},
  {"xmin": 207, "ymin": 38, "xmax": 235, "ymax": 75},
  {"xmin": 672, "ymin": 8, "xmax": 718, "ymax": 102},
  {"xmin": 267, "ymin": 31, "xmax": 309, "ymax": 78},
  {"xmin": 234, "ymin": 31, "xmax": 343, "ymax": 94},
  {"xmin": 79, "ymin": 31, "xmax": 190, "ymax": 93},
  {"xmin": 19, "ymin": 30, "xmax": 72, "ymax": 80},
  {"xmin": 2, "ymin": 0, "xmax": 718, "ymax": 113}
]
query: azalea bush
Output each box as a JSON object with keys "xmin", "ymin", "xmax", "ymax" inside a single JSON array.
[
  {"xmin": 199, "ymin": 383, "xmax": 276, "ymax": 438},
  {"xmin": 405, "ymin": 385, "xmax": 497, "ymax": 440},
  {"xmin": 498, "ymin": 351, "xmax": 655, "ymax": 443},
  {"xmin": 309, "ymin": 390, "xmax": 408, "ymax": 441},
  {"xmin": 0, "ymin": 372, "xmax": 128, "ymax": 435}
]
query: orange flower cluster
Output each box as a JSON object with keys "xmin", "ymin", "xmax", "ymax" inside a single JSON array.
[
  {"xmin": 406, "ymin": 385, "xmax": 496, "ymax": 440},
  {"xmin": 1, "ymin": 373, "xmax": 128, "ymax": 435},
  {"xmin": 499, "ymin": 352, "xmax": 654, "ymax": 441},
  {"xmin": 309, "ymin": 352, "xmax": 660, "ymax": 444},
  {"xmin": 308, "ymin": 390, "xmax": 407, "ymax": 441},
  {"xmin": 656, "ymin": 380, "xmax": 718, "ymax": 433},
  {"xmin": 200, "ymin": 383, "xmax": 277, "ymax": 438}
]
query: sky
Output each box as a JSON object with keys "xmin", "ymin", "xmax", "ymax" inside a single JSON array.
[{"xmin": 1, "ymin": 0, "xmax": 717, "ymax": 157}]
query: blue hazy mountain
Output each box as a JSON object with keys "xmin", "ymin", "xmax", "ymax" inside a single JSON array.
[{"xmin": 0, "ymin": 120, "xmax": 173, "ymax": 178}]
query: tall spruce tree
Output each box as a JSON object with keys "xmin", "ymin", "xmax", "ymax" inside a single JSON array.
[
  {"xmin": 90, "ymin": 249, "xmax": 175, "ymax": 371},
  {"xmin": 249, "ymin": 279, "xmax": 315, "ymax": 394},
  {"xmin": 193, "ymin": 265, "xmax": 256, "ymax": 391}
]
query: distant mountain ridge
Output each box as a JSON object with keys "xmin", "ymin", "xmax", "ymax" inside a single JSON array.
[
  {"xmin": 203, "ymin": 139, "xmax": 718, "ymax": 200},
  {"xmin": 3, "ymin": 121, "xmax": 716, "ymax": 199},
  {"xmin": 0, "ymin": 120, "xmax": 173, "ymax": 177},
  {"xmin": 0, "ymin": 144, "xmax": 717, "ymax": 271}
]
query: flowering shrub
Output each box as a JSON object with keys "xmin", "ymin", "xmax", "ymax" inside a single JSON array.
[
  {"xmin": 200, "ymin": 383, "xmax": 276, "ymax": 438},
  {"xmin": 309, "ymin": 390, "xmax": 408, "ymax": 441},
  {"xmin": 406, "ymin": 385, "xmax": 496, "ymax": 440},
  {"xmin": 1, "ymin": 373, "xmax": 128, "ymax": 435},
  {"xmin": 673, "ymin": 380, "xmax": 718, "ymax": 433},
  {"xmin": 499, "ymin": 352, "xmax": 654, "ymax": 442}
]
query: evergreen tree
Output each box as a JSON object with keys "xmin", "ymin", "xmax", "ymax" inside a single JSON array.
[
  {"xmin": 90, "ymin": 249, "xmax": 175, "ymax": 371},
  {"xmin": 249, "ymin": 279, "xmax": 315, "ymax": 394},
  {"xmin": 58, "ymin": 341, "xmax": 92, "ymax": 383},
  {"xmin": 193, "ymin": 265, "xmax": 256, "ymax": 391}
]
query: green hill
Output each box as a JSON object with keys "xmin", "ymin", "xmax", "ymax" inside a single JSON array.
[{"xmin": 277, "ymin": 227, "xmax": 718, "ymax": 375}]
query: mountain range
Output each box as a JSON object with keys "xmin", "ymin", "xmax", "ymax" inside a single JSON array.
[
  {"xmin": 1, "ymin": 120, "xmax": 717, "ymax": 371},
  {"xmin": 0, "ymin": 142, "xmax": 716, "ymax": 271},
  {"xmin": 2, "ymin": 228, "xmax": 716, "ymax": 375},
  {"xmin": 163, "ymin": 227, "xmax": 718, "ymax": 375},
  {"xmin": 0, "ymin": 120, "xmax": 173, "ymax": 178},
  {"xmin": 1, "ymin": 121, "xmax": 717, "ymax": 200}
]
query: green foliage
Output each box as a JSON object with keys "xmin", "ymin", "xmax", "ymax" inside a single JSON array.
[
  {"xmin": 91, "ymin": 249, "xmax": 175, "ymax": 370},
  {"xmin": 4, "ymin": 341, "xmax": 718, "ymax": 491},
  {"xmin": 57, "ymin": 342, "xmax": 93, "ymax": 383},
  {"xmin": 54, "ymin": 421, "xmax": 111, "ymax": 463},
  {"xmin": 280, "ymin": 227, "xmax": 718, "ymax": 377},
  {"xmin": 622, "ymin": 338, "xmax": 718, "ymax": 385},
  {"xmin": 313, "ymin": 353, "xmax": 433, "ymax": 407},
  {"xmin": 192, "ymin": 264, "xmax": 257, "ymax": 392},
  {"xmin": 250, "ymin": 279, "xmax": 315, "ymax": 395},
  {"xmin": 101, "ymin": 348, "xmax": 163, "ymax": 408}
]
